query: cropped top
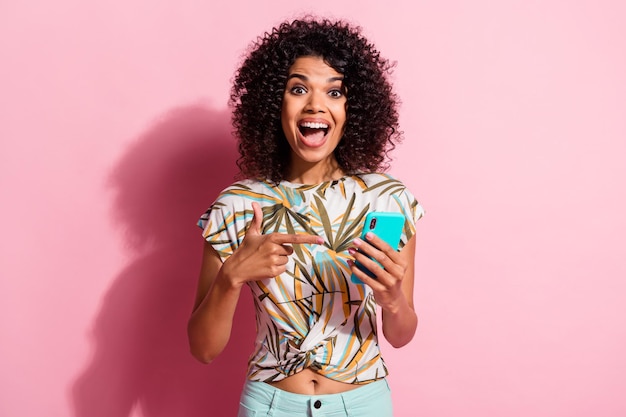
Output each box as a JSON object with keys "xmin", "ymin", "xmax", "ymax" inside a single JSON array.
[{"xmin": 198, "ymin": 173, "xmax": 424, "ymax": 384}]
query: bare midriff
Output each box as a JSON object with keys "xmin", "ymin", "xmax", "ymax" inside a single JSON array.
[{"xmin": 267, "ymin": 368, "xmax": 365, "ymax": 395}]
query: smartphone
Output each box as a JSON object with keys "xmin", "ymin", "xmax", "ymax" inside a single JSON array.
[{"xmin": 351, "ymin": 212, "xmax": 405, "ymax": 283}]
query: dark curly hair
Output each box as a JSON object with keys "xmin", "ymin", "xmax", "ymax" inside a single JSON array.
[{"xmin": 230, "ymin": 17, "xmax": 402, "ymax": 182}]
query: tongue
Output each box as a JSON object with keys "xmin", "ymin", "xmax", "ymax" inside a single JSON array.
[{"xmin": 301, "ymin": 128, "xmax": 326, "ymax": 146}]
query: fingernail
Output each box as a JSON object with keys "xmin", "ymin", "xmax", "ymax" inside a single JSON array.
[
  {"xmin": 365, "ymin": 232, "xmax": 374, "ymax": 240},
  {"xmin": 348, "ymin": 248, "xmax": 356, "ymax": 255},
  {"xmin": 316, "ymin": 237, "xmax": 324, "ymax": 244},
  {"xmin": 353, "ymin": 238, "xmax": 363, "ymax": 246},
  {"xmin": 347, "ymin": 259, "xmax": 354, "ymax": 266}
]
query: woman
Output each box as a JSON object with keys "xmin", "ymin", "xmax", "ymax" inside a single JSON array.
[{"xmin": 188, "ymin": 17, "xmax": 424, "ymax": 416}]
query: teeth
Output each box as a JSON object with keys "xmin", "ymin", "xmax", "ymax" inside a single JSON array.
[{"xmin": 299, "ymin": 122, "xmax": 329, "ymax": 129}]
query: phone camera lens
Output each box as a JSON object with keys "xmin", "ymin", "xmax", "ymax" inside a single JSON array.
[{"xmin": 369, "ymin": 217, "xmax": 377, "ymax": 229}]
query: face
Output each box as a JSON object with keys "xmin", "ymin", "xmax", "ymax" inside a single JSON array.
[{"xmin": 281, "ymin": 56, "xmax": 347, "ymax": 180}]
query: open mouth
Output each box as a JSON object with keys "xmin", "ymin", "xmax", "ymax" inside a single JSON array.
[{"xmin": 298, "ymin": 121, "xmax": 329, "ymax": 146}]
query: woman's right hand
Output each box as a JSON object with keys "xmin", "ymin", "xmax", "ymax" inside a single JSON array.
[
  {"xmin": 188, "ymin": 202, "xmax": 322, "ymax": 363},
  {"xmin": 221, "ymin": 202, "xmax": 323, "ymax": 286}
]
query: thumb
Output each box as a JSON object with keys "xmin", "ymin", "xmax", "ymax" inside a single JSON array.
[{"xmin": 247, "ymin": 202, "xmax": 264, "ymax": 236}]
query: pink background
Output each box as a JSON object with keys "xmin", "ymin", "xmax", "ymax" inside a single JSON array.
[{"xmin": 1, "ymin": 1, "xmax": 625, "ymax": 416}]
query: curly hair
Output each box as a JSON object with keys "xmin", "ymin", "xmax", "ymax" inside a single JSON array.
[{"xmin": 230, "ymin": 17, "xmax": 402, "ymax": 182}]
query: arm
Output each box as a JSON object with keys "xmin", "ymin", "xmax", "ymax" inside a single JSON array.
[
  {"xmin": 380, "ymin": 236, "xmax": 417, "ymax": 347},
  {"xmin": 187, "ymin": 242, "xmax": 243, "ymax": 363},
  {"xmin": 349, "ymin": 234, "xmax": 418, "ymax": 348}
]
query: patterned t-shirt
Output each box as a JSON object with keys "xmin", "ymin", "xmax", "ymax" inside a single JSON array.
[{"xmin": 198, "ymin": 173, "xmax": 424, "ymax": 384}]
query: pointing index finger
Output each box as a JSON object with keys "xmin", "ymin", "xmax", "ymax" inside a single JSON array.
[{"xmin": 274, "ymin": 233, "xmax": 324, "ymax": 245}]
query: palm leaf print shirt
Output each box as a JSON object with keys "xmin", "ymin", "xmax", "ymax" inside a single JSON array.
[{"xmin": 198, "ymin": 173, "xmax": 424, "ymax": 384}]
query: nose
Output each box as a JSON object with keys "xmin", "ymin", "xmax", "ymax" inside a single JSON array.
[{"xmin": 304, "ymin": 91, "xmax": 325, "ymax": 113}]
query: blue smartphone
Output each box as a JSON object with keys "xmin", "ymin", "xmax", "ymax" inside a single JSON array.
[{"xmin": 351, "ymin": 212, "xmax": 405, "ymax": 283}]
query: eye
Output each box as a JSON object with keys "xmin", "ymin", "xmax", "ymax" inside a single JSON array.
[
  {"xmin": 290, "ymin": 86, "xmax": 307, "ymax": 95},
  {"xmin": 328, "ymin": 89, "xmax": 343, "ymax": 98}
]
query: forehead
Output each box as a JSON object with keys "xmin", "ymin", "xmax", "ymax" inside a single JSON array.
[{"xmin": 287, "ymin": 56, "xmax": 343, "ymax": 79}]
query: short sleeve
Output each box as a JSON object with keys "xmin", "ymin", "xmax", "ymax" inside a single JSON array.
[
  {"xmin": 197, "ymin": 197, "xmax": 243, "ymax": 262},
  {"xmin": 393, "ymin": 186, "xmax": 425, "ymax": 249}
]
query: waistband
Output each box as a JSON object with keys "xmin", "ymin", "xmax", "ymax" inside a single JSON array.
[{"xmin": 240, "ymin": 378, "xmax": 390, "ymax": 414}]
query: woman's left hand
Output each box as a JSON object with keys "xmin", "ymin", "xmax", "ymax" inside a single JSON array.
[
  {"xmin": 348, "ymin": 232, "xmax": 409, "ymax": 313},
  {"xmin": 349, "ymin": 232, "xmax": 418, "ymax": 347}
]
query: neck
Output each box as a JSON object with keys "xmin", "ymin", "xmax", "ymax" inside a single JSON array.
[{"xmin": 286, "ymin": 159, "xmax": 344, "ymax": 185}]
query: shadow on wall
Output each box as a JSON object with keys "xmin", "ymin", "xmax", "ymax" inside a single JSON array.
[{"xmin": 72, "ymin": 105, "xmax": 254, "ymax": 417}]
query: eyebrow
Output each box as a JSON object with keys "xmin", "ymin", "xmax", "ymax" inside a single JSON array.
[{"xmin": 287, "ymin": 73, "xmax": 344, "ymax": 83}]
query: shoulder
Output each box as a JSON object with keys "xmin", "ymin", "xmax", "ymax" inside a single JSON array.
[
  {"xmin": 349, "ymin": 172, "xmax": 410, "ymax": 194},
  {"xmin": 217, "ymin": 178, "xmax": 271, "ymax": 193},
  {"xmin": 350, "ymin": 173, "xmax": 425, "ymax": 229},
  {"xmin": 349, "ymin": 173, "xmax": 422, "ymax": 214},
  {"xmin": 212, "ymin": 179, "xmax": 276, "ymax": 204},
  {"xmin": 209, "ymin": 178, "xmax": 303, "ymax": 216}
]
